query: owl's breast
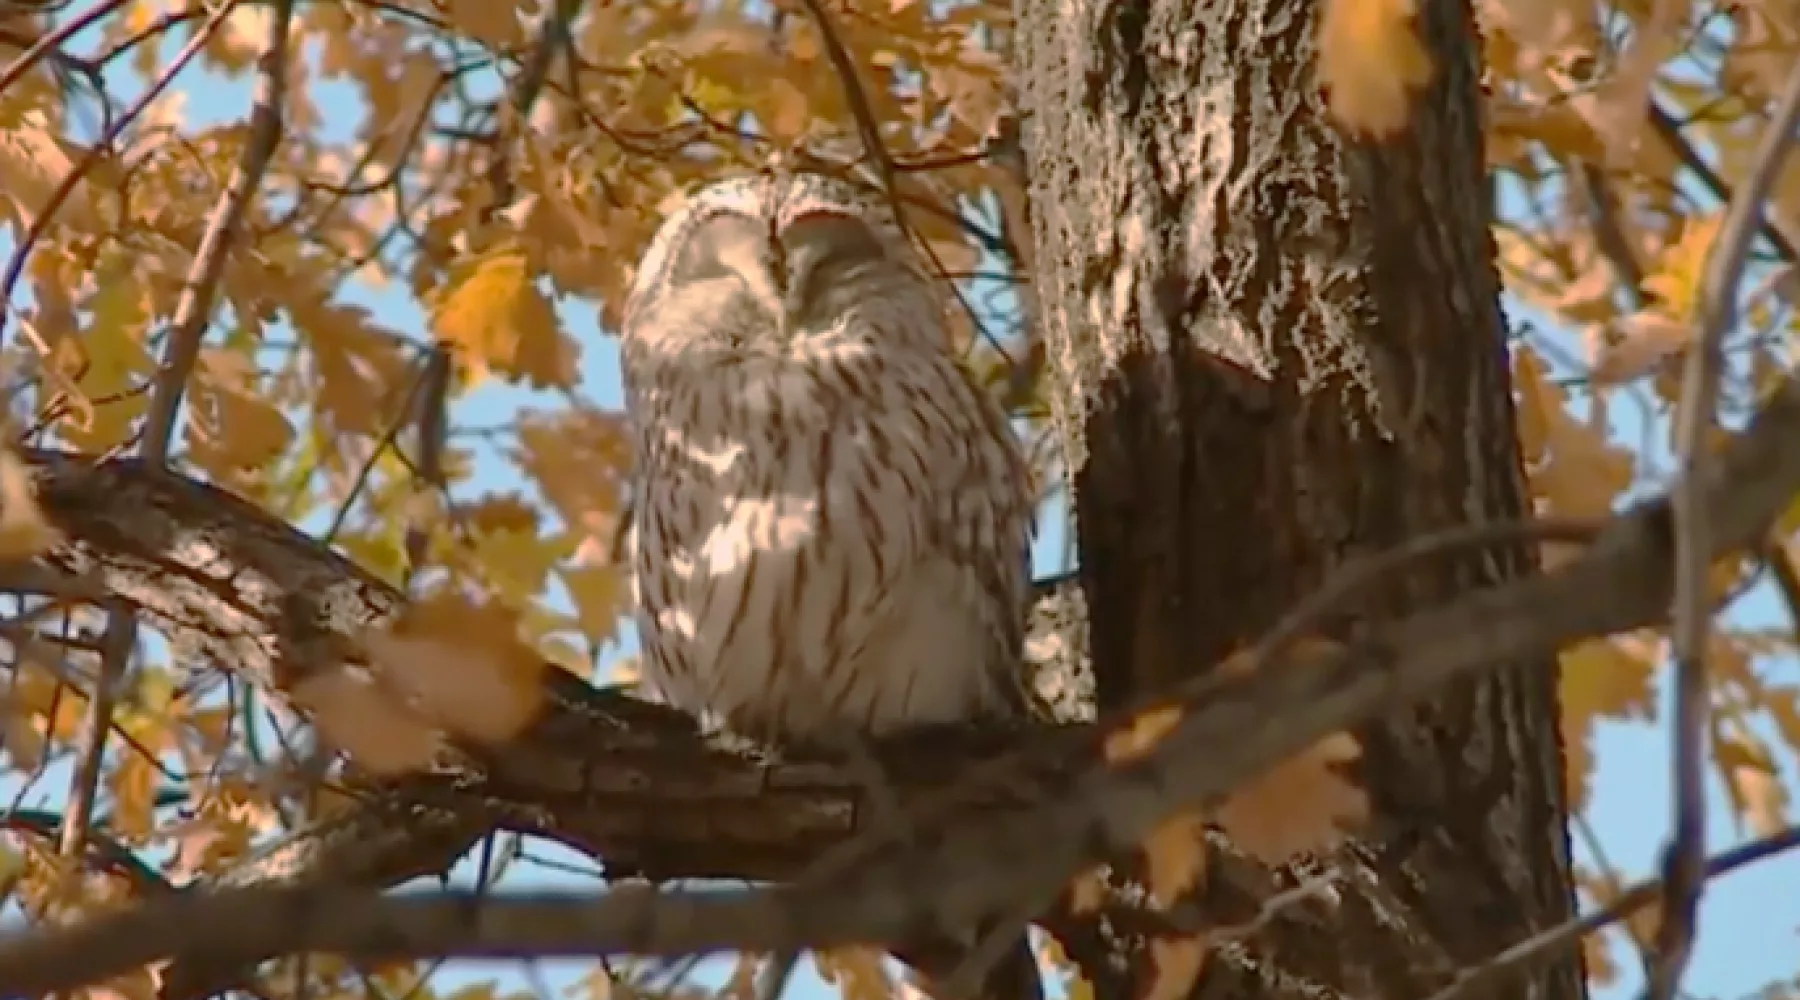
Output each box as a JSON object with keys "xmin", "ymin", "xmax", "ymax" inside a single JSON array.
[{"xmin": 631, "ymin": 351, "xmax": 971, "ymax": 738}]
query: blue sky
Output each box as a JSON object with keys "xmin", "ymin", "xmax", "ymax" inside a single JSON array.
[{"xmin": 3, "ymin": 7, "xmax": 1800, "ymax": 1000}]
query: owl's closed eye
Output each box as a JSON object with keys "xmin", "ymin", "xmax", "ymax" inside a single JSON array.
[{"xmin": 657, "ymin": 206, "xmax": 894, "ymax": 336}]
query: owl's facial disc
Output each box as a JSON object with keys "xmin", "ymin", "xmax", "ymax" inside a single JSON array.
[
  {"xmin": 663, "ymin": 205, "xmax": 896, "ymax": 345},
  {"xmin": 666, "ymin": 212, "xmax": 788, "ymax": 338}
]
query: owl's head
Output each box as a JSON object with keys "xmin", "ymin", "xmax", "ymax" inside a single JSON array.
[{"xmin": 621, "ymin": 171, "xmax": 940, "ymax": 356}]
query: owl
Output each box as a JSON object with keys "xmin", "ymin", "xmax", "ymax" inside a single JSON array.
[
  {"xmin": 619, "ymin": 169, "xmax": 1036, "ymax": 745},
  {"xmin": 619, "ymin": 169, "xmax": 1042, "ymax": 1000}
]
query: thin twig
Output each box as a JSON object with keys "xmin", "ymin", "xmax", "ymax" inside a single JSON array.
[
  {"xmin": 0, "ymin": 0, "xmax": 236, "ymax": 351},
  {"xmin": 1649, "ymin": 100, "xmax": 1800, "ymax": 261},
  {"xmin": 0, "ymin": 808, "xmax": 168, "ymax": 893},
  {"xmin": 481, "ymin": 0, "xmax": 583, "ymax": 218},
  {"xmin": 1764, "ymin": 539, "xmax": 1800, "ymax": 637},
  {"xmin": 1426, "ymin": 826, "xmax": 1800, "ymax": 1000},
  {"xmin": 53, "ymin": 606, "xmax": 133, "ymax": 878},
  {"xmin": 322, "ymin": 356, "xmax": 434, "ymax": 545},
  {"xmin": 0, "ymin": 0, "xmax": 128, "ymax": 95},
  {"xmin": 139, "ymin": 0, "xmax": 292, "ymax": 467},
  {"xmin": 402, "ymin": 348, "xmax": 450, "ymax": 589},
  {"xmin": 795, "ymin": 0, "xmax": 908, "ymax": 236},
  {"xmin": 1653, "ymin": 57, "xmax": 1800, "ymax": 1000}
]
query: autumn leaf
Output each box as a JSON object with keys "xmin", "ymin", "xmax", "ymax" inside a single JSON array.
[
  {"xmin": 427, "ymin": 244, "xmax": 579, "ymax": 389},
  {"xmin": 1213, "ymin": 730, "xmax": 1367, "ymax": 864},
  {"xmin": 292, "ymin": 664, "xmax": 446, "ymax": 776},
  {"xmin": 1317, "ymin": 0, "xmax": 1434, "ymax": 135},
  {"xmin": 1145, "ymin": 938, "xmax": 1207, "ymax": 1000},
  {"xmin": 1104, "ymin": 703, "xmax": 1184, "ymax": 763},
  {"xmin": 560, "ymin": 562, "xmax": 626, "ymax": 647},
  {"xmin": 1514, "ymin": 346, "xmax": 1635, "ymax": 524},
  {"xmin": 0, "ymin": 447, "xmax": 58, "ymax": 559},
  {"xmin": 1592, "ymin": 309, "xmax": 1692, "ymax": 385},
  {"xmin": 1715, "ymin": 733, "xmax": 1791, "ymax": 838},
  {"xmin": 1643, "ymin": 213, "xmax": 1725, "ymax": 318},
  {"xmin": 358, "ymin": 591, "xmax": 547, "ymax": 747},
  {"xmin": 1140, "ymin": 810, "xmax": 1209, "ymax": 908}
]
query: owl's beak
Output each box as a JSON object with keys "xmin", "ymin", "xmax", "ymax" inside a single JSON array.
[{"xmin": 715, "ymin": 235, "xmax": 786, "ymax": 327}]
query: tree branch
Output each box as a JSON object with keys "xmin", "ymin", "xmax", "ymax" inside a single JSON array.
[{"xmin": 4, "ymin": 344, "xmax": 1800, "ymax": 995}]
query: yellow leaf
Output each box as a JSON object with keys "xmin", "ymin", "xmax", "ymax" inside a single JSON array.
[
  {"xmin": 561, "ymin": 563, "xmax": 625, "ymax": 647},
  {"xmin": 293, "ymin": 298, "xmax": 411, "ymax": 437},
  {"xmin": 1642, "ymin": 213, "xmax": 1724, "ymax": 318},
  {"xmin": 427, "ymin": 245, "xmax": 577, "ymax": 389},
  {"xmin": 814, "ymin": 948, "xmax": 895, "ymax": 1000},
  {"xmin": 58, "ymin": 264, "xmax": 154, "ymax": 453},
  {"xmin": 1318, "ymin": 0, "xmax": 1434, "ymax": 135},
  {"xmin": 1585, "ymin": 0, "xmax": 1681, "ymax": 166},
  {"xmin": 462, "ymin": 524, "xmax": 571, "ymax": 610},
  {"xmin": 0, "ymin": 112, "xmax": 93, "ymax": 231},
  {"xmin": 185, "ymin": 348, "xmax": 294, "ymax": 474},
  {"xmin": 1559, "ymin": 636, "xmax": 1657, "ymax": 721},
  {"xmin": 106, "ymin": 746, "xmax": 160, "ymax": 843},
  {"xmin": 509, "ymin": 408, "xmax": 630, "ymax": 539},
  {"xmin": 1558, "ymin": 634, "xmax": 1656, "ymax": 810},
  {"xmin": 443, "ymin": 0, "xmax": 527, "ymax": 47},
  {"xmin": 1514, "ymin": 346, "xmax": 1634, "ymax": 522},
  {"xmin": 0, "ymin": 447, "xmax": 58, "ymax": 559}
]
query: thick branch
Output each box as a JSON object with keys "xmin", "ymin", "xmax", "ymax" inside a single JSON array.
[{"xmin": 5, "ymin": 353, "xmax": 1800, "ymax": 994}]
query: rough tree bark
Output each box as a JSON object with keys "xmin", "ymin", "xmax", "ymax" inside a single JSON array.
[{"xmin": 1013, "ymin": 0, "xmax": 1585, "ymax": 998}]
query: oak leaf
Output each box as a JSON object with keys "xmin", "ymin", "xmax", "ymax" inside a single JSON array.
[
  {"xmin": 427, "ymin": 245, "xmax": 578, "ymax": 389},
  {"xmin": 1318, "ymin": 0, "xmax": 1433, "ymax": 135}
]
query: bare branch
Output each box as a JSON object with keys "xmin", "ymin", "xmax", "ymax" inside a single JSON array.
[
  {"xmin": 54, "ymin": 606, "xmax": 133, "ymax": 878},
  {"xmin": 139, "ymin": 0, "xmax": 293, "ymax": 466},
  {"xmin": 1427, "ymin": 826, "xmax": 1800, "ymax": 1000},
  {"xmin": 1655, "ymin": 57, "xmax": 1800, "ymax": 1000}
]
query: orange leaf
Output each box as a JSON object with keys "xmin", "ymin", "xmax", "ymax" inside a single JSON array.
[
  {"xmin": 1213, "ymin": 730, "xmax": 1367, "ymax": 864},
  {"xmin": 355, "ymin": 593, "xmax": 547, "ymax": 747},
  {"xmin": 1318, "ymin": 0, "xmax": 1434, "ymax": 135},
  {"xmin": 292, "ymin": 665, "xmax": 444, "ymax": 775}
]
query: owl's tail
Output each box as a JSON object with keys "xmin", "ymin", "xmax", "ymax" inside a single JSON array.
[{"xmin": 896, "ymin": 922, "xmax": 1044, "ymax": 1000}]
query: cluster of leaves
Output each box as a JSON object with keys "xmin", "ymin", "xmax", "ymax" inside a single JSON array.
[{"xmin": 0, "ymin": 0, "xmax": 1797, "ymax": 997}]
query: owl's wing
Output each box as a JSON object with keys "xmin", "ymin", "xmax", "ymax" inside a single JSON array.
[{"xmin": 923, "ymin": 355, "xmax": 1039, "ymax": 719}]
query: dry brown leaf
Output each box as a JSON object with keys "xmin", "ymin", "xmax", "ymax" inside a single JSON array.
[
  {"xmin": 290, "ymin": 665, "xmax": 444, "ymax": 775},
  {"xmin": 359, "ymin": 592, "xmax": 546, "ymax": 746},
  {"xmin": 1514, "ymin": 346, "xmax": 1635, "ymax": 524},
  {"xmin": 1142, "ymin": 810, "xmax": 1209, "ymax": 907},
  {"xmin": 1213, "ymin": 730, "xmax": 1367, "ymax": 864},
  {"xmin": 1592, "ymin": 310, "xmax": 1693, "ymax": 385},
  {"xmin": 1587, "ymin": 0, "xmax": 1681, "ymax": 166},
  {"xmin": 0, "ymin": 446, "xmax": 58, "ymax": 559},
  {"xmin": 1558, "ymin": 634, "xmax": 1657, "ymax": 810},
  {"xmin": 814, "ymin": 948, "xmax": 895, "ymax": 1000},
  {"xmin": 1144, "ymin": 937, "xmax": 1207, "ymax": 1000},
  {"xmin": 1066, "ymin": 865, "xmax": 1110, "ymax": 915},
  {"xmin": 1104, "ymin": 703, "xmax": 1184, "ymax": 763}
]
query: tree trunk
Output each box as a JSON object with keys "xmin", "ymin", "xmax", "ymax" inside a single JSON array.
[{"xmin": 1012, "ymin": 0, "xmax": 1586, "ymax": 998}]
